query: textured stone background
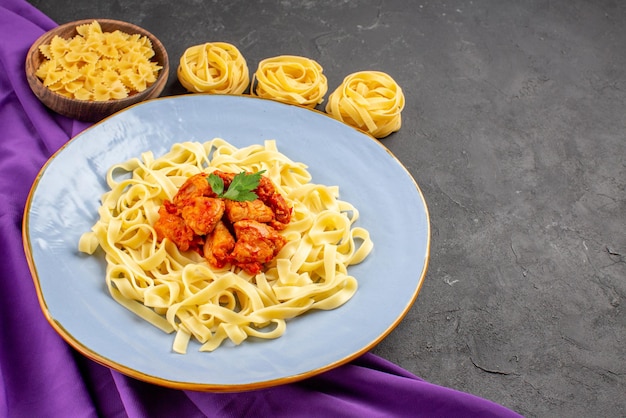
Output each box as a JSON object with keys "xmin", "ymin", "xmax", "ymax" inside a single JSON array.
[{"xmin": 28, "ymin": 1, "xmax": 626, "ymax": 416}]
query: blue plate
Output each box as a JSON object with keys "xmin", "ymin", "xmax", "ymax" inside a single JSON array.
[{"xmin": 23, "ymin": 95, "xmax": 430, "ymax": 391}]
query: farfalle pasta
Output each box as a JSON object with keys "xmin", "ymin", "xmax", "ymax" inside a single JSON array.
[
  {"xmin": 325, "ymin": 71, "xmax": 405, "ymax": 138},
  {"xmin": 251, "ymin": 55, "xmax": 328, "ymax": 108},
  {"xmin": 177, "ymin": 42, "xmax": 250, "ymax": 94},
  {"xmin": 35, "ymin": 20, "xmax": 161, "ymax": 101}
]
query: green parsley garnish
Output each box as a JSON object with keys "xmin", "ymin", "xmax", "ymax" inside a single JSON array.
[{"xmin": 207, "ymin": 170, "xmax": 266, "ymax": 202}]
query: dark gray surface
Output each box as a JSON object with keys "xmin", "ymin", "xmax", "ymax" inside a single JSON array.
[{"xmin": 27, "ymin": 1, "xmax": 626, "ymax": 416}]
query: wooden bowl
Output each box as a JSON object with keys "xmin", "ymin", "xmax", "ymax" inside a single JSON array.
[{"xmin": 25, "ymin": 19, "xmax": 169, "ymax": 122}]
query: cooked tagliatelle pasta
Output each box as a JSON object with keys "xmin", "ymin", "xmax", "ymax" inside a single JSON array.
[
  {"xmin": 251, "ymin": 55, "xmax": 328, "ymax": 107},
  {"xmin": 78, "ymin": 138, "xmax": 373, "ymax": 353},
  {"xmin": 36, "ymin": 20, "xmax": 161, "ymax": 101},
  {"xmin": 325, "ymin": 71, "xmax": 405, "ymax": 138},
  {"xmin": 177, "ymin": 42, "xmax": 250, "ymax": 94}
]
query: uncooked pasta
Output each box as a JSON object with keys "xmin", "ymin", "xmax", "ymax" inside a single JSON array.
[
  {"xmin": 177, "ymin": 42, "xmax": 249, "ymax": 94},
  {"xmin": 36, "ymin": 20, "xmax": 161, "ymax": 100},
  {"xmin": 325, "ymin": 71, "xmax": 405, "ymax": 138},
  {"xmin": 251, "ymin": 55, "xmax": 328, "ymax": 107}
]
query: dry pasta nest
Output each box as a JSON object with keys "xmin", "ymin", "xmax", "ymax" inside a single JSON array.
[
  {"xmin": 250, "ymin": 55, "xmax": 328, "ymax": 108},
  {"xmin": 325, "ymin": 71, "xmax": 405, "ymax": 139},
  {"xmin": 175, "ymin": 43, "xmax": 406, "ymax": 138},
  {"xmin": 177, "ymin": 42, "xmax": 250, "ymax": 94}
]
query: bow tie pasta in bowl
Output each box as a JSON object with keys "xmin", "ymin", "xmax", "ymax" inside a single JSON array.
[{"xmin": 25, "ymin": 19, "xmax": 169, "ymax": 122}]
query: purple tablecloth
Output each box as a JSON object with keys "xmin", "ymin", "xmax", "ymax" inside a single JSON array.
[{"xmin": 0, "ymin": 1, "xmax": 523, "ymax": 416}]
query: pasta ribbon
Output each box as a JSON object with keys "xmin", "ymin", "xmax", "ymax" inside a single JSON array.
[
  {"xmin": 79, "ymin": 139, "xmax": 373, "ymax": 353},
  {"xmin": 251, "ymin": 55, "xmax": 328, "ymax": 108},
  {"xmin": 35, "ymin": 20, "xmax": 161, "ymax": 101},
  {"xmin": 325, "ymin": 71, "xmax": 405, "ymax": 138},
  {"xmin": 177, "ymin": 42, "xmax": 250, "ymax": 94}
]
